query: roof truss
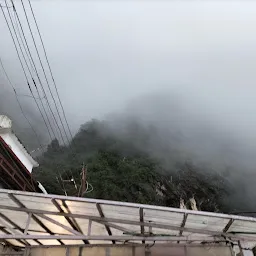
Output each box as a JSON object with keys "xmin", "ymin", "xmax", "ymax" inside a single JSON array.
[{"xmin": 0, "ymin": 189, "xmax": 254, "ymax": 248}]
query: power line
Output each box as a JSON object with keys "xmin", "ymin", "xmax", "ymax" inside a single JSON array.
[
  {"xmin": 2, "ymin": 1, "xmax": 78, "ymax": 193},
  {"xmin": 6, "ymin": 1, "xmax": 59, "ymax": 142},
  {"xmin": 25, "ymin": 0, "xmax": 83, "ymax": 190},
  {"xmin": 0, "ymin": 56, "xmax": 43, "ymax": 151},
  {"xmin": 2, "ymin": 2, "xmax": 77, "ymax": 194},
  {"xmin": 12, "ymin": 7, "xmax": 34, "ymax": 75},
  {"xmin": 27, "ymin": 0, "xmax": 73, "ymax": 143},
  {"xmin": 18, "ymin": 0, "xmax": 70, "ymax": 145},
  {"xmin": 0, "ymin": 4, "xmax": 53, "ymax": 142},
  {"xmin": 4, "ymin": 1, "xmax": 55, "ymax": 141},
  {"xmin": 11, "ymin": 3, "xmax": 67, "ymax": 145}
]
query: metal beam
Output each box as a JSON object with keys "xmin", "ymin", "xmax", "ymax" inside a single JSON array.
[
  {"xmin": 178, "ymin": 213, "xmax": 188, "ymax": 244},
  {"xmin": 62, "ymin": 200, "xmax": 82, "ymax": 233},
  {"xmin": 139, "ymin": 208, "xmax": 145, "ymax": 244},
  {"xmin": 0, "ymin": 203, "xmax": 251, "ymax": 241},
  {"xmin": 0, "ymin": 152, "xmax": 34, "ymax": 192},
  {"xmin": 61, "ymin": 199, "xmax": 89, "ymax": 244},
  {"xmin": 8, "ymin": 193, "xmax": 63, "ymax": 245},
  {"xmin": 52, "ymin": 199, "xmax": 79, "ymax": 232},
  {"xmin": 238, "ymin": 241, "xmax": 245, "ymax": 256},
  {"xmin": 1, "ymin": 189, "xmax": 256, "ymax": 223},
  {"xmin": 96, "ymin": 203, "xmax": 115, "ymax": 244},
  {"xmin": 0, "ymin": 252, "xmax": 24, "ymax": 255},
  {"xmin": 179, "ymin": 213, "xmax": 188, "ymax": 235},
  {"xmin": 0, "ymin": 213, "xmax": 24, "ymax": 233},
  {"xmin": 223, "ymin": 219, "xmax": 234, "ymax": 233},
  {"xmin": 52, "ymin": 199, "xmax": 89, "ymax": 244},
  {"xmin": 0, "ymin": 226, "xmax": 27, "ymax": 247},
  {"xmin": 0, "ymin": 175, "xmax": 13, "ymax": 190},
  {"xmin": 0, "ymin": 217, "xmax": 30, "ymax": 247},
  {"xmin": 24, "ymin": 213, "xmax": 31, "ymax": 235},
  {"xmin": 0, "ymin": 234, "xmax": 229, "ymax": 242},
  {"xmin": 36, "ymin": 214, "xmax": 83, "ymax": 236},
  {"xmin": 0, "ymin": 205, "xmax": 243, "ymax": 240},
  {"xmin": 0, "ymin": 139, "xmax": 37, "ymax": 192},
  {"xmin": 23, "ymin": 248, "xmax": 30, "ymax": 256},
  {"xmin": 94, "ymin": 220, "xmax": 132, "ymax": 234},
  {"xmin": 0, "ymin": 212, "xmax": 41, "ymax": 245},
  {"xmin": 0, "ymin": 159, "xmax": 25, "ymax": 191},
  {"xmin": 87, "ymin": 220, "xmax": 92, "ymax": 235},
  {"xmin": 26, "ymin": 243, "xmax": 231, "ymax": 249}
]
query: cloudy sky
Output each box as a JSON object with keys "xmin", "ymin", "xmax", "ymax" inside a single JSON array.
[
  {"xmin": 1, "ymin": 0, "xmax": 256, "ymax": 141},
  {"xmin": 2, "ymin": 0, "xmax": 256, "ymax": 210}
]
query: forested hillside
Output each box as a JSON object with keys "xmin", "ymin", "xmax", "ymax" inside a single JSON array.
[{"xmin": 34, "ymin": 119, "xmax": 230, "ymax": 213}]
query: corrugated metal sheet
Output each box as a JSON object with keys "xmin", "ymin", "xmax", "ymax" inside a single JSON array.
[{"xmin": 0, "ymin": 189, "xmax": 255, "ymax": 250}]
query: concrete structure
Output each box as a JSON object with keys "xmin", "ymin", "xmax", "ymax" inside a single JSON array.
[
  {"xmin": 27, "ymin": 245, "xmax": 233, "ymax": 256},
  {"xmin": 0, "ymin": 244, "xmax": 234, "ymax": 256},
  {"xmin": 0, "ymin": 115, "xmax": 46, "ymax": 193},
  {"xmin": 0, "ymin": 115, "xmax": 38, "ymax": 173}
]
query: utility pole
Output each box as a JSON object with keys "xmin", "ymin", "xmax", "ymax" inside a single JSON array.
[{"xmin": 77, "ymin": 163, "xmax": 87, "ymax": 197}]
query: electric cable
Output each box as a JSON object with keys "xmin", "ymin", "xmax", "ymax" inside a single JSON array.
[
  {"xmin": 11, "ymin": 2, "xmax": 66, "ymax": 144},
  {"xmin": 0, "ymin": 56, "xmax": 43, "ymax": 151},
  {"xmin": 18, "ymin": 0, "xmax": 70, "ymax": 145},
  {"xmin": 0, "ymin": 4, "xmax": 53, "ymax": 141},
  {"xmin": 12, "ymin": 0, "xmax": 80, "ymax": 192},
  {"xmin": 4, "ymin": 1, "xmax": 56, "ymax": 141},
  {"xmin": 8, "ymin": 1, "xmax": 64, "ymax": 143},
  {"xmin": 27, "ymin": 0, "xmax": 73, "ymax": 143}
]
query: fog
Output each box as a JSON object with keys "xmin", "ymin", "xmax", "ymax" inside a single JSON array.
[{"xmin": 1, "ymin": 0, "xmax": 256, "ymax": 209}]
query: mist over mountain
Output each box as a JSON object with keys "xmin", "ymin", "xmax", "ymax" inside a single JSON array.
[
  {"xmin": 104, "ymin": 91, "xmax": 256, "ymax": 212},
  {"xmin": 20, "ymin": 90, "xmax": 253, "ymax": 213},
  {"xmin": 1, "ymin": 0, "xmax": 256, "ymax": 213}
]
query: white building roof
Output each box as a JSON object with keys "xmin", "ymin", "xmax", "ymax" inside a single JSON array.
[{"xmin": 0, "ymin": 115, "xmax": 39, "ymax": 168}]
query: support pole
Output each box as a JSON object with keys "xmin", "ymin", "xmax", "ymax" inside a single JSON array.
[
  {"xmin": 96, "ymin": 203, "xmax": 115, "ymax": 244},
  {"xmin": 140, "ymin": 208, "xmax": 145, "ymax": 244}
]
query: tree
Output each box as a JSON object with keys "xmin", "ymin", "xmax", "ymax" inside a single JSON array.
[{"xmin": 34, "ymin": 119, "xmax": 229, "ymax": 212}]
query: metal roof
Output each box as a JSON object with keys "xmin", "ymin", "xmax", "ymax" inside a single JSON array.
[{"xmin": 0, "ymin": 189, "xmax": 255, "ymax": 249}]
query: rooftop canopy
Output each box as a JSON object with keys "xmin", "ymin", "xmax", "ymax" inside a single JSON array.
[{"xmin": 0, "ymin": 189, "xmax": 255, "ymax": 249}]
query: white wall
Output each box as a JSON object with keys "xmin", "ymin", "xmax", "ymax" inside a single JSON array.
[
  {"xmin": 1, "ymin": 133, "xmax": 34, "ymax": 173},
  {"xmin": 29, "ymin": 245, "xmax": 233, "ymax": 256}
]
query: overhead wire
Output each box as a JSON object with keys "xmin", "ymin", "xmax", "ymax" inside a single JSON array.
[
  {"xmin": 25, "ymin": 0, "xmax": 83, "ymax": 189},
  {"xmin": 14, "ymin": 93, "xmax": 44, "ymax": 100},
  {"xmin": 8, "ymin": 1, "xmax": 62, "ymax": 142},
  {"xmin": 14, "ymin": 0, "xmax": 78, "ymax": 193},
  {"xmin": 25, "ymin": 0, "xmax": 84, "ymax": 187},
  {"xmin": 2, "ymin": 0, "xmax": 79, "ymax": 194},
  {"xmin": 0, "ymin": 56, "xmax": 43, "ymax": 151},
  {"xmin": 0, "ymin": 4, "xmax": 53, "ymax": 142},
  {"xmin": 18, "ymin": 0, "xmax": 70, "ymax": 145},
  {"xmin": 12, "ymin": 6, "xmax": 34, "ymax": 75},
  {"xmin": 11, "ymin": 2, "xmax": 66, "ymax": 145},
  {"xmin": 27, "ymin": 0, "xmax": 73, "ymax": 143},
  {"xmin": 4, "ymin": 1, "xmax": 56, "ymax": 141}
]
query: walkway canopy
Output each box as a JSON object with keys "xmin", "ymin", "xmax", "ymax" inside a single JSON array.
[{"xmin": 0, "ymin": 189, "xmax": 255, "ymax": 250}]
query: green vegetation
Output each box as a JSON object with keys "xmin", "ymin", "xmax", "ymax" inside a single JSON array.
[{"xmin": 34, "ymin": 119, "xmax": 229, "ymax": 212}]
